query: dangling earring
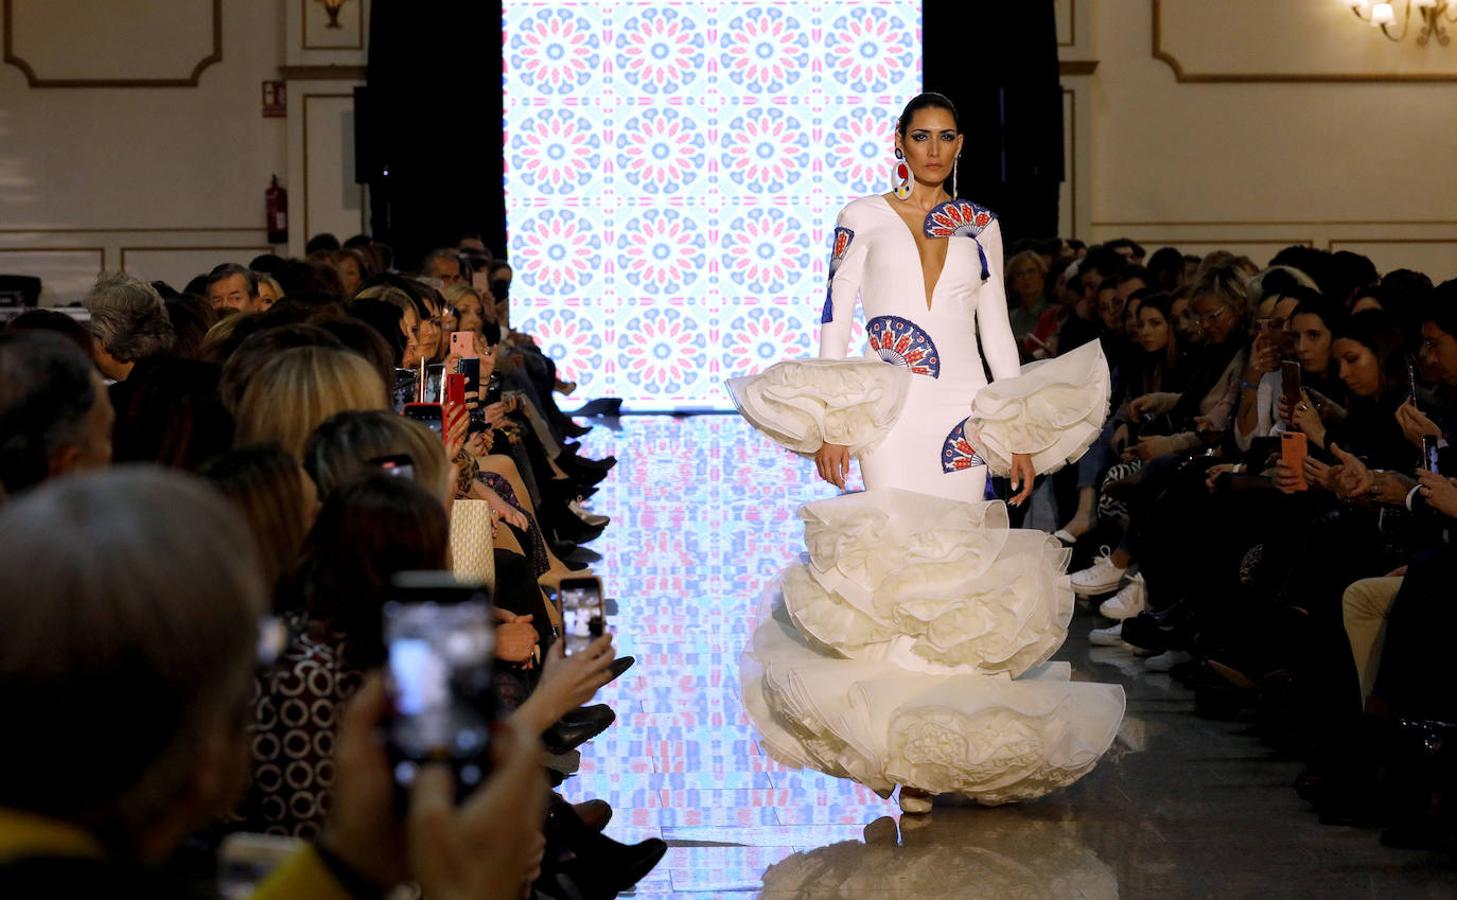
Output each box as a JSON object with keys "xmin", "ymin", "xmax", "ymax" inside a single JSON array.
[
  {"xmin": 951, "ymin": 154, "xmax": 960, "ymax": 198},
  {"xmin": 893, "ymin": 148, "xmax": 912, "ymax": 201}
]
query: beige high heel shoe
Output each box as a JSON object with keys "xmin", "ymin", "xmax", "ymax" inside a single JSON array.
[{"xmin": 898, "ymin": 786, "xmax": 933, "ymax": 815}]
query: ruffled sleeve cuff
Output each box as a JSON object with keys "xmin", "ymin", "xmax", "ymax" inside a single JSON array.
[
  {"xmin": 962, "ymin": 341, "xmax": 1111, "ymax": 477},
  {"xmin": 726, "ymin": 359, "xmax": 911, "ymax": 457}
]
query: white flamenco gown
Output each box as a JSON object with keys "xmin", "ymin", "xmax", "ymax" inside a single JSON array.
[{"xmin": 726, "ymin": 195, "xmax": 1125, "ymax": 804}]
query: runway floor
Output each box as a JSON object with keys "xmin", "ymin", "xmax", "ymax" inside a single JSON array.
[{"xmin": 565, "ymin": 414, "xmax": 1453, "ymax": 898}]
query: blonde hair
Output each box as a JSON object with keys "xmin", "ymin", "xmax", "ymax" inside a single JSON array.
[
  {"xmin": 1006, "ymin": 250, "xmax": 1049, "ymax": 280},
  {"xmin": 235, "ymin": 346, "xmax": 387, "ymax": 458},
  {"xmin": 200, "ymin": 311, "xmax": 249, "ymax": 361}
]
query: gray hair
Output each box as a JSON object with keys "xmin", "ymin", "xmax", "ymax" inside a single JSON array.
[
  {"xmin": 83, "ymin": 272, "xmax": 174, "ymax": 362},
  {"xmin": 419, "ymin": 248, "xmax": 462, "ymax": 277}
]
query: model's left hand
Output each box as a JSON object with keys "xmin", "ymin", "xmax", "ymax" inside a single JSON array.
[{"xmin": 1009, "ymin": 453, "xmax": 1036, "ymax": 507}]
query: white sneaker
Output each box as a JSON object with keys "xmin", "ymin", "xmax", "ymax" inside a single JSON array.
[
  {"xmin": 1143, "ymin": 649, "xmax": 1193, "ymax": 673},
  {"xmin": 1098, "ymin": 573, "xmax": 1146, "ymax": 620},
  {"xmin": 1088, "ymin": 622, "xmax": 1127, "ymax": 647},
  {"xmin": 1070, "ymin": 547, "xmax": 1127, "ymax": 597}
]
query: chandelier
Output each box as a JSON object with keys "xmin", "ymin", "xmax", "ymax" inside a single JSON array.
[{"xmin": 1343, "ymin": 0, "xmax": 1457, "ymax": 44}]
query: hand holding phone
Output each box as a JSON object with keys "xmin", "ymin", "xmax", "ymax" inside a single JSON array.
[
  {"xmin": 555, "ymin": 576, "xmax": 606, "ymax": 656},
  {"xmin": 1281, "ymin": 361, "xmax": 1302, "ymax": 415},
  {"xmin": 451, "ymin": 331, "xmax": 479, "ymax": 360},
  {"xmin": 384, "ymin": 573, "xmax": 496, "ymax": 798},
  {"xmin": 403, "ymin": 402, "xmax": 445, "ymax": 438},
  {"xmin": 1279, "ymin": 431, "xmax": 1308, "ymax": 492},
  {"xmin": 1423, "ymin": 434, "xmax": 1441, "ymax": 475}
]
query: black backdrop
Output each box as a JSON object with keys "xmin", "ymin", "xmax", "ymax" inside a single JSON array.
[
  {"xmin": 359, "ymin": 1, "xmax": 1062, "ymax": 265},
  {"xmin": 922, "ymin": 1, "xmax": 1064, "ymax": 244}
]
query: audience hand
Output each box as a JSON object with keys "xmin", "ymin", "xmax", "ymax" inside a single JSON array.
[
  {"xmin": 1111, "ymin": 423, "xmax": 1131, "ymax": 454},
  {"xmin": 1371, "ymin": 471, "xmax": 1415, "ymax": 506},
  {"xmin": 1397, "ymin": 400, "xmax": 1443, "ymax": 451},
  {"xmin": 443, "ymin": 401, "xmax": 469, "ymax": 459},
  {"xmin": 1329, "ymin": 444, "xmax": 1373, "ymax": 500},
  {"xmin": 815, "ymin": 442, "xmax": 851, "ymax": 490},
  {"xmin": 1272, "ymin": 458, "xmax": 1305, "ymax": 495},
  {"xmin": 476, "ymin": 483, "xmax": 529, "ymax": 530},
  {"xmin": 407, "ymin": 719, "xmax": 548, "ymax": 900},
  {"xmin": 1124, "ymin": 435, "xmax": 1177, "ymax": 462},
  {"xmin": 495, "ymin": 610, "xmax": 538, "ymax": 664},
  {"xmin": 1281, "ymin": 390, "xmax": 1325, "ymax": 445},
  {"xmin": 1009, "ymin": 453, "xmax": 1036, "ymax": 507},
  {"xmin": 466, "ymin": 430, "xmax": 494, "ymax": 457},
  {"xmin": 484, "ymin": 402, "xmax": 511, "ymax": 428},
  {"xmin": 321, "ymin": 675, "xmax": 408, "ymax": 890},
  {"xmin": 1205, "ymin": 462, "xmax": 1238, "ymax": 491},
  {"xmin": 514, "ymin": 635, "xmax": 617, "ymax": 733},
  {"xmin": 1304, "ymin": 456, "xmax": 1338, "ymax": 492},
  {"xmin": 1417, "ymin": 469, "xmax": 1457, "ymax": 518},
  {"xmin": 1127, "ymin": 395, "xmax": 1157, "ymax": 423},
  {"xmin": 1246, "ymin": 334, "xmax": 1279, "ymax": 378}
]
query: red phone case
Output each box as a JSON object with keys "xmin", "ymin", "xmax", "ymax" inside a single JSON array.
[{"xmin": 446, "ymin": 373, "xmax": 466, "ymax": 405}]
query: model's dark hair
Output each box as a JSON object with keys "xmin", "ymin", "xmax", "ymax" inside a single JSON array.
[{"xmin": 897, "ymin": 92, "xmax": 959, "ymax": 137}]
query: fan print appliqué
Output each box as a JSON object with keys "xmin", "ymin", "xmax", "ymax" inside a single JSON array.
[
  {"xmin": 821, "ymin": 226, "xmax": 854, "ymax": 324},
  {"xmin": 940, "ymin": 417, "xmax": 987, "ymax": 473},
  {"xmin": 924, "ymin": 200, "xmax": 994, "ymax": 282},
  {"xmin": 866, "ymin": 315, "xmax": 941, "ymax": 378}
]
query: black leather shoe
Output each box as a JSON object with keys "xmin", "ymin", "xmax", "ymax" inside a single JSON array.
[
  {"xmin": 571, "ymin": 397, "xmax": 623, "ymax": 417},
  {"xmin": 543, "ymin": 704, "xmax": 616, "ymax": 754},
  {"xmin": 561, "ymin": 421, "xmax": 593, "ymax": 438}
]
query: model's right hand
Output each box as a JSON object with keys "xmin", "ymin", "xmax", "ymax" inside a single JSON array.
[{"xmin": 815, "ymin": 443, "xmax": 851, "ymax": 490}]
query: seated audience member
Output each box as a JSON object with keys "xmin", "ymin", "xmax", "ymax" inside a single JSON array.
[
  {"xmin": 233, "ymin": 346, "xmax": 387, "ymax": 459},
  {"xmin": 163, "ymin": 295, "xmax": 222, "ymax": 360},
  {"xmin": 83, "ymin": 273, "xmax": 175, "ymax": 381},
  {"xmin": 334, "ymin": 248, "xmax": 373, "ymax": 299},
  {"xmin": 206, "ymin": 263, "xmax": 264, "ymax": 314},
  {"xmin": 1231, "ymin": 282, "xmax": 1332, "ymax": 453},
  {"xmin": 304, "ymin": 232, "xmax": 341, "ymax": 255},
  {"xmin": 202, "ymin": 444, "xmax": 318, "ymax": 610},
  {"xmin": 109, "ymin": 356, "xmax": 234, "ymax": 471},
  {"xmin": 218, "ymin": 324, "xmax": 347, "ymax": 411},
  {"xmin": 0, "ymin": 331, "xmax": 113, "ymax": 495},
  {"xmin": 1147, "ymin": 246, "xmax": 1187, "ymax": 292},
  {"xmin": 1005, "ymin": 250, "xmax": 1051, "ymax": 358},
  {"xmin": 0, "ymin": 467, "xmax": 546, "ymax": 898},
  {"xmin": 421, "ymin": 248, "xmax": 466, "ymax": 290},
  {"xmin": 256, "ymin": 274, "xmax": 284, "ymax": 310},
  {"xmin": 5, "ymin": 309, "xmax": 92, "ymax": 354}
]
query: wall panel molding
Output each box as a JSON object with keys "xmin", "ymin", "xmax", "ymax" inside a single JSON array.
[
  {"xmin": 1152, "ymin": 0, "xmax": 1457, "ymax": 83},
  {"xmin": 3, "ymin": 0, "xmax": 222, "ymax": 88}
]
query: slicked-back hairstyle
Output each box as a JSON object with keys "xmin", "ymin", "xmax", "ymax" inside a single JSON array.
[
  {"xmin": 0, "ymin": 331, "xmax": 99, "ymax": 495},
  {"xmin": 0, "ymin": 467, "xmax": 265, "ymax": 838},
  {"xmin": 896, "ymin": 91, "xmax": 959, "ymax": 137},
  {"xmin": 234, "ymin": 345, "xmax": 388, "ymax": 459},
  {"xmin": 206, "ymin": 263, "xmax": 260, "ymax": 300},
  {"xmin": 83, "ymin": 272, "xmax": 175, "ymax": 362}
]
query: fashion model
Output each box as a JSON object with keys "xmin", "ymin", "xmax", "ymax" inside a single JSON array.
[{"xmin": 727, "ymin": 93, "xmax": 1125, "ymax": 813}]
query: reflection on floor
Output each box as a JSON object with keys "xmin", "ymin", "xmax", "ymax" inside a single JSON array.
[{"xmin": 568, "ymin": 415, "xmax": 1453, "ymax": 898}]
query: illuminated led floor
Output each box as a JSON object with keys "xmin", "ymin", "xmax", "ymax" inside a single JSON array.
[{"xmin": 565, "ymin": 415, "xmax": 1452, "ymax": 899}]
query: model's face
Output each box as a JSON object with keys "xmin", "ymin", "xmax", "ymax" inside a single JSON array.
[
  {"xmin": 1138, "ymin": 307, "xmax": 1170, "ymax": 354},
  {"xmin": 1419, "ymin": 321, "xmax": 1457, "ymax": 386},
  {"xmin": 1290, "ymin": 313, "xmax": 1332, "ymax": 376},
  {"xmin": 1333, "ymin": 337, "xmax": 1381, "ymax": 398},
  {"xmin": 896, "ymin": 108, "xmax": 963, "ymax": 190}
]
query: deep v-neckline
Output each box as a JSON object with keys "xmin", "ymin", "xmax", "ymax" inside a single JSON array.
[{"xmin": 880, "ymin": 194, "xmax": 947, "ymax": 312}]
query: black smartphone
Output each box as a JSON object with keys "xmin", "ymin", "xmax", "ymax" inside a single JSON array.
[
  {"xmin": 371, "ymin": 453, "xmax": 416, "ymax": 480},
  {"xmin": 1281, "ymin": 360, "xmax": 1302, "ymax": 411},
  {"xmin": 484, "ymin": 371, "xmax": 503, "ymax": 406},
  {"xmin": 384, "ymin": 572, "xmax": 496, "ymax": 798},
  {"xmin": 403, "ymin": 402, "xmax": 445, "ymax": 438},
  {"xmin": 1423, "ymin": 435, "xmax": 1441, "ymax": 475},
  {"xmin": 1408, "ymin": 356, "xmax": 1421, "ymax": 408},
  {"xmin": 391, "ymin": 368, "xmax": 418, "ymax": 414},
  {"xmin": 556, "ymin": 575, "xmax": 605, "ymax": 656}
]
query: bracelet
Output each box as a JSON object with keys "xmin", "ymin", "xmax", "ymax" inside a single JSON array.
[{"xmin": 1239, "ymin": 380, "xmax": 1259, "ymax": 393}]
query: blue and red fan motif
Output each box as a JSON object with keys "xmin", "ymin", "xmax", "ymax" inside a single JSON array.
[
  {"xmin": 866, "ymin": 315, "xmax": 940, "ymax": 378},
  {"xmin": 821, "ymin": 226, "xmax": 854, "ymax": 324},
  {"xmin": 923, "ymin": 200, "xmax": 994, "ymax": 282},
  {"xmin": 923, "ymin": 200, "xmax": 995, "ymax": 239},
  {"xmin": 941, "ymin": 417, "xmax": 986, "ymax": 473}
]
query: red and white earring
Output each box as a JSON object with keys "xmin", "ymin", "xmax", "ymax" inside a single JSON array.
[{"xmin": 893, "ymin": 148, "xmax": 912, "ymax": 201}]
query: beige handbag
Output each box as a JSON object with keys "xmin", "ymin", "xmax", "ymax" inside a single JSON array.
[{"xmin": 449, "ymin": 498, "xmax": 496, "ymax": 590}]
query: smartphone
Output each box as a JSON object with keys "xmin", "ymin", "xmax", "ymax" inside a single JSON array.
[
  {"xmin": 1423, "ymin": 435, "xmax": 1441, "ymax": 475},
  {"xmin": 1280, "ymin": 431, "xmax": 1308, "ymax": 491},
  {"xmin": 484, "ymin": 371, "xmax": 503, "ymax": 406},
  {"xmin": 373, "ymin": 453, "xmax": 416, "ymax": 480},
  {"xmin": 445, "ymin": 372, "xmax": 466, "ymax": 406},
  {"xmin": 1408, "ymin": 356, "xmax": 1421, "ymax": 408},
  {"xmin": 391, "ymin": 368, "xmax": 418, "ymax": 414},
  {"xmin": 556, "ymin": 575, "xmax": 605, "ymax": 656},
  {"xmin": 384, "ymin": 572, "xmax": 496, "ymax": 797},
  {"xmin": 1281, "ymin": 360, "xmax": 1302, "ymax": 411},
  {"xmin": 451, "ymin": 330, "xmax": 479, "ymax": 360},
  {"xmin": 423, "ymin": 363, "xmax": 445, "ymax": 404},
  {"xmin": 403, "ymin": 402, "xmax": 445, "ymax": 439}
]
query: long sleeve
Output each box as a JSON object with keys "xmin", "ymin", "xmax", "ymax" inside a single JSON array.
[
  {"xmin": 818, "ymin": 208, "xmax": 867, "ymax": 360},
  {"xmin": 973, "ymin": 223, "xmax": 1021, "ymax": 381}
]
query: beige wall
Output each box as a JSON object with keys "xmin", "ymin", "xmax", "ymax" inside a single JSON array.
[
  {"xmin": 0, "ymin": 0, "xmax": 365, "ymax": 305},
  {"xmin": 1062, "ymin": 0, "xmax": 1457, "ymax": 281}
]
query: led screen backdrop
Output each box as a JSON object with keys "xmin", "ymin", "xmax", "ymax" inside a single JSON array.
[{"xmin": 504, "ymin": 1, "xmax": 923, "ymax": 409}]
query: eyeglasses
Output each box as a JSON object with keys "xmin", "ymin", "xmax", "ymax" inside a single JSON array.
[{"xmin": 1197, "ymin": 303, "xmax": 1231, "ymax": 325}]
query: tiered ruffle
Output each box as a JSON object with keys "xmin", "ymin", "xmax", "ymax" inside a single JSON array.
[{"xmin": 725, "ymin": 358, "xmax": 910, "ymax": 456}]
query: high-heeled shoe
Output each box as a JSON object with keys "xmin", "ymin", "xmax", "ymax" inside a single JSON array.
[
  {"xmin": 560, "ymin": 421, "xmax": 593, "ymax": 438},
  {"xmin": 542, "ymin": 703, "xmax": 616, "ymax": 754}
]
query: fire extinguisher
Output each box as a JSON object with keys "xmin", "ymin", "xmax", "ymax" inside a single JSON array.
[{"xmin": 265, "ymin": 175, "xmax": 289, "ymax": 245}]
